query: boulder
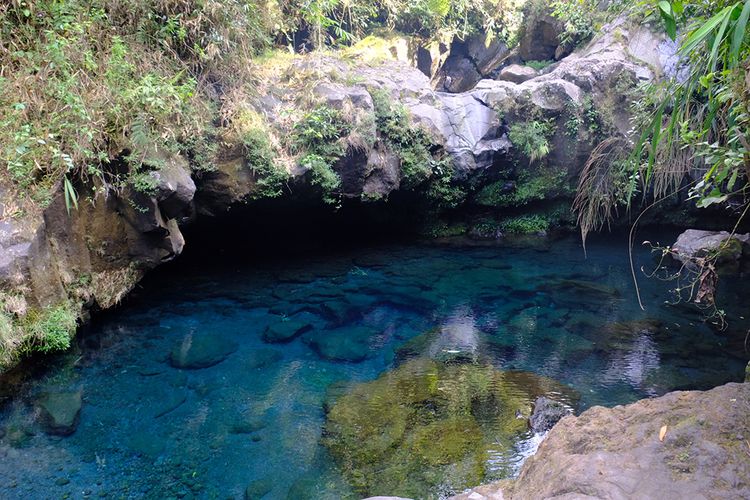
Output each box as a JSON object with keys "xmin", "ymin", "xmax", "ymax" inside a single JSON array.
[
  {"xmin": 169, "ymin": 334, "xmax": 238, "ymax": 369},
  {"xmin": 303, "ymin": 326, "xmax": 376, "ymax": 363},
  {"xmin": 454, "ymin": 382, "xmax": 750, "ymax": 499},
  {"xmin": 497, "ymin": 64, "xmax": 539, "ymax": 84},
  {"xmin": 152, "ymin": 157, "xmax": 196, "ymax": 220},
  {"xmin": 528, "ymin": 396, "xmax": 572, "ymax": 433},
  {"xmin": 671, "ymin": 229, "xmax": 749, "ymax": 266},
  {"xmin": 515, "ymin": 382, "xmax": 750, "ymax": 499},
  {"xmin": 245, "ymin": 478, "xmax": 274, "ymax": 499},
  {"xmin": 37, "ymin": 391, "xmax": 82, "ymax": 436}
]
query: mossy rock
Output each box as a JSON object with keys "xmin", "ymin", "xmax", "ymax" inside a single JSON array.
[{"xmin": 323, "ymin": 358, "xmax": 578, "ymax": 497}]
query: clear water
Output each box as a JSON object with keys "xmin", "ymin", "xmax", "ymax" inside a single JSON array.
[{"xmin": 1, "ymin": 232, "xmax": 748, "ymax": 499}]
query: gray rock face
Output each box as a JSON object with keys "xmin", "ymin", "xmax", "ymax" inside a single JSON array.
[
  {"xmin": 671, "ymin": 229, "xmax": 750, "ymax": 265},
  {"xmin": 497, "ymin": 64, "xmax": 539, "ymax": 84},
  {"xmin": 517, "ymin": 9, "xmax": 565, "ymax": 62},
  {"xmin": 434, "ymin": 33, "xmax": 510, "ymax": 92},
  {"xmin": 152, "ymin": 156, "xmax": 196, "ymax": 220},
  {"xmin": 528, "ymin": 396, "xmax": 572, "ymax": 433},
  {"xmin": 37, "ymin": 391, "xmax": 82, "ymax": 436}
]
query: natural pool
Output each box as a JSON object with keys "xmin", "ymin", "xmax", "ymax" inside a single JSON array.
[{"xmin": 0, "ymin": 231, "xmax": 748, "ymax": 499}]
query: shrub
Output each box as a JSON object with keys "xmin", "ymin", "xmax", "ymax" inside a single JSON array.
[
  {"xmin": 509, "ymin": 120, "xmax": 553, "ymax": 162},
  {"xmin": 243, "ymin": 127, "xmax": 288, "ymax": 200},
  {"xmin": 501, "ymin": 214, "xmax": 550, "ymax": 234},
  {"xmin": 371, "ymin": 88, "xmax": 434, "ymax": 189},
  {"xmin": 19, "ymin": 303, "xmax": 78, "ymax": 355}
]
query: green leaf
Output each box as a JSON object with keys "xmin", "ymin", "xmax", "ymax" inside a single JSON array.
[
  {"xmin": 680, "ymin": 5, "xmax": 733, "ymax": 55},
  {"xmin": 708, "ymin": 6, "xmax": 734, "ymax": 72},
  {"xmin": 658, "ymin": 1, "xmax": 677, "ymax": 40},
  {"xmin": 63, "ymin": 177, "xmax": 78, "ymax": 215},
  {"xmin": 730, "ymin": 0, "xmax": 750, "ymax": 63},
  {"xmin": 696, "ymin": 194, "xmax": 728, "ymax": 208}
]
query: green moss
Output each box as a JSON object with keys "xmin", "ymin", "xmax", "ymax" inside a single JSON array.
[
  {"xmin": 290, "ymin": 106, "xmax": 350, "ymax": 205},
  {"xmin": 324, "ymin": 357, "xmax": 577, "ymax": 496},
  {"xmin": 474, "ymin": 167, "xmax": 571, "ymax": 208},
  {"xmin": 19, "ymin": 303, "xmax": 78, "ymax": 355},
  {"xmin": 0, "ymin": 300, "xmax": 79, "ymax": 369},
  {"xmin": 525, "ymin": 59, "xmax": 554, "ymax": 71},
  {"xmin": 243, "ymin": 127, "xmax": 288, "ymax": 200},
  {"xmin": 300, "ymin": 153, "xmax": 342, "ymax": 205},
  {"xmin": 500, "ymin": 214, "xmax": 550, "ymax": 234},
  {"xmin": 418, "ymin": 220, "xmax": 468, "ymax": 239},
  {"xmin": 371, "ymin": 88, "xmax": 434, "ymax": 189}
]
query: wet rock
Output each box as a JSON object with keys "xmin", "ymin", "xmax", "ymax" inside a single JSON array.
[
  {"xmin": 244, "ymin": 477, "xmax": 274, "ymax": 499},
  {"xmin": 262, "ymin": 320, "xmax": 312, "ymax": 343},
  {"xmin": 37, "ymin": 391, "xmax": 82, "ymax": 436},
  {"xmin": 169, "ymin": 334, "xmax": 238, "ymax": 369},
  {"xmin": 286, "ymin": 474, "xmax": 319, "ymax": 500},
  {"xmin": 128, "ymin": 431, "xmax": 165, "ymax": 458},
  {"xmin": 498, "ymin": 64, "xmax": 539, "ymax": 84},
  {"xmin": 528, "ymin": 396, "xmax": 572, "ymax": 433},
  {"xmin": 230, "ymin": 419, "xmax": 266, "ymax": 434}
]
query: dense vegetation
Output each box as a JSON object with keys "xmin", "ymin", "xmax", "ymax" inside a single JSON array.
[{"xmin": 576, "ymin": 0, "xmax": 750, "ymax": 245}]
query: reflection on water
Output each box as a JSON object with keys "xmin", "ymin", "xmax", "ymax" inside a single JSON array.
[{"xmin": 0, "ymin": 234, "xmax": 748, "ymax": 499}]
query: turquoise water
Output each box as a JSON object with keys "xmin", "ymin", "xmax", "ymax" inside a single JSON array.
[{"xmin": 0, "ymin": 232, "xmax": 748, "ymax": 499}]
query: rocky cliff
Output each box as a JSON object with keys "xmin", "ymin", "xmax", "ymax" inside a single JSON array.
[{"xmin": 0, "ymin": 16, "xmax": 675, "ymax": 369}]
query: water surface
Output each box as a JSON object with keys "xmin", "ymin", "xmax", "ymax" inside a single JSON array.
[{"xmin": 0, "ymin": 232, "xmax": 748, "ymax": 499}]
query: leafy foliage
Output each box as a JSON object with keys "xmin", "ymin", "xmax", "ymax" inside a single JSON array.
[
  {"xmin": 501, "ymin": 214, "xmax": 550, "ymax": 234},
  {"xmin": 290, "ymin": 106, "xmax": 351, "ymax": 204},
  {"xmin": 509, "ymin": 120, "xmax": 553, "ymax": 163},
  {"xmin": 632, "ymin": 0, "xmax": 750, "ymax": 210}
]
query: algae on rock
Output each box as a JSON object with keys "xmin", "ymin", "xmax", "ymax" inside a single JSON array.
[{"xmin": 323, "ymin": 357, "xmax": 578, "ymax": 497}]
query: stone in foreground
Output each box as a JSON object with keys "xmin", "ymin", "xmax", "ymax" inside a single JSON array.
[{"xmin": 454, "ymin": 382, "xmax": 750, "ymax": 499}]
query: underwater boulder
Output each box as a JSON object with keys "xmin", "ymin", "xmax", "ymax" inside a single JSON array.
[
  {"xmin": 37, "ymin": 391, "xmax": 82, "ymax": 436},
  {"xmin": 303, "ymin": 326, "xmax": 377, "ymax": 363},
  {"xmin": 323, "ymin": 358, "xmax": 578, "ymax": 497},
  {"xmin": 169, "ymin": 333, "xmax": 238, "ymax": 369},
  {"xmin": 262, "ymin": 320, "xmax": 312, "ymax": 343}
]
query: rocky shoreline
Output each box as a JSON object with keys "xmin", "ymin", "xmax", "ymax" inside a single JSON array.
[{"xmin": 365, "ymin": 380, "xmax": 750, "ymax": 500}]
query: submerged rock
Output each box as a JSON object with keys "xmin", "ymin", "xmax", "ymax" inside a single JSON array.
[
  {"xmin": 169, "ymin": 333, "xmax": 238, "ymax": 369},
  {"xmin": 37, "ymin": 391, "xmax": 82, "ymax": 436},
  {"xmin": 528, "ymin": 397, "xmax": 571, "ymax": 433},
  {"xmin": 323, "ymin": 358, "xmax": 577, "ymax": 497},
  {"xmin": 303, "ymin": 326, "xmax": 376, "ymax": 362},
  {"xmin": 262, "ymin": 320, "xmax": 312, "ymax": 343},
  {"xmin": 244, "ymin": 477, "xmax": 274, "ymax": 499}
]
